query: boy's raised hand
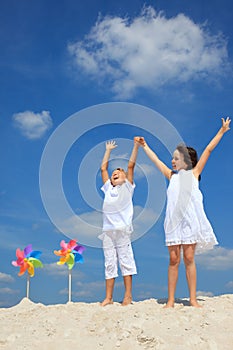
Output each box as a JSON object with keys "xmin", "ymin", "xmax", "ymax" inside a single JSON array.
[
  {"xmin": 134, "ymin": 136, "xmax": 145, "ymax": 146},
  {"xmin": 106, "ymin": 140, "xmax": 118, "ymax": 150}
]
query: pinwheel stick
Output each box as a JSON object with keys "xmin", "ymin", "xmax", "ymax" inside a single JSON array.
[
  {"xmin": 68, "ymin": 269, "xmax": 72, "ymax": 302},
  {"xmin": 54, "ymin": 239, "xmax": 85, "ymax": 302},
  {"xmin": 26, "ymin": 274, "xmax": 30, "ymax": 299}
]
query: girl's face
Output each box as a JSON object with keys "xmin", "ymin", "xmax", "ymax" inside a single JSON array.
[
  {"xmin": 172, "ymin": 150, "xmax": 188, "ymax": 171},
  {"xmin": 110, "ymin": 168, "xmax": 126, "ymax": 186}
]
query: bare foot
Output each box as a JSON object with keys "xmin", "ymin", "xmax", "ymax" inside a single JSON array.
[
  {"xmin": 190, "ymin": 300, "xmax": 203, "ymax": 308},
  {"xmin": 121, "ymin": 296, "xmax": 132, "ymax": 306},
  {"xmin": 163, "ymin": 300, "xmax": 174, "ymax": 308},
  {"xmin": 100, "ymin": 298, "xmax": 113, "ymax": 306}
]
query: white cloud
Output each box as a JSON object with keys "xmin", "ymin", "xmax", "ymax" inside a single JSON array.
[
  {"xmin": 43, "ymin": 262, "xmax": 85, "ymax": 278},
  {"xmin": 59, "ymin": 280, "xmax": 105, "ymax": 298},
  {"xmin": 43, "ymin": 262, "xmax": 68, "ymax": 276},
  {"xmin": 68, "ymin": 6, "xmax": 230, "ymax": 98},
  {"xmin": 13, "ymin": 110, "xmax": 53, "ymax": 139},
  {"xmin": 225, "ymin": 281, "xmax": 233, "ymax": 289},
  {"xmin": 0, "ymin": 287, "xmax": 18, "ymax": 295},
  {"xmin": 0, "ymin": 272, "xmax": 14, "ymax": 283},
  {"xmin": 135, "ymin": 163, "xmax": 158, "ymax": 180},
  {"xmin": 60, "ymin": 211, "xmax": 103, "ymax": 240},
  {"xmin": 196, "ymin": 247, "xmax": 233, "ymax": 270},
  {"xmin": 196, "ymin": 290, "xmax": 214, "ymax": 297},
  {"xmin": 133, "ymin": 205, "xmax": 159, "ymax": 229}
]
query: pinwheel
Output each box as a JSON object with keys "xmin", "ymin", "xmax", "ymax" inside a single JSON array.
[
  {"xmin": 54, "ymin": 239, "xmax": 85, "ymax": 302},
  {"xmin": 12, "ymin": 244, "xmax": 43, "ymax": 299}
]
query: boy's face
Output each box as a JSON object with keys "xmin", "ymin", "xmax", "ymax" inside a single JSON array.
[{"xmin": 110, "ymin": 168, "xmax": 126, "ymax": 186}]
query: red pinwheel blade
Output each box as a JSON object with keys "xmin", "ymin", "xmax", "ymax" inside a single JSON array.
[{"xmin": 16, "ymin": 248, "xmax": 25, "ymax": 260}]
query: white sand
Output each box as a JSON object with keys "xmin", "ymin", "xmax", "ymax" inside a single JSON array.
[{"xmin": 0, "ymin": 294, "xmax": 232, "ymax": 350}]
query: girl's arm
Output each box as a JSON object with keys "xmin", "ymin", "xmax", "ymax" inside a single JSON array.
[
  {"xmin": 135, "ymin": 137, "xmax": 172, "ymax": 179},
  {"xmin": 101, "ymin": 141, "xmax": 117, "ymax": 184},
  {"xmin": 193, "ymin": 117, "xmax": 231, "ymax": 178},
  {"xmin": 127, "ymin": 140, "xmax": 140, "ymax": 184}
]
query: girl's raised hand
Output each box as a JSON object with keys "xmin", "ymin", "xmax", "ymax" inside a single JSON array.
[
  {"xmin": 221, "ymin": 117, "xmax": 231, "ymax": 133},
  {"xmin": 134, "ymin": 136, "xmax": 145, "ymax": 146},
  {"xmin": 106, "ymin": 140, "xmax": 117, "ymax": 150}
]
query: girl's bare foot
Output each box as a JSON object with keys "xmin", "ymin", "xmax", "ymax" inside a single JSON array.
[
  {"xmin": 163, "ymin": 300, "xmax": 174, "ymax": 308},
  {"xmin": 121, "ymin": 296, "xmax": 132, "ymax": 306},
  {"xmin": 100, "ymin": 298, "xmax": 113, "ymax": 306},
  {"xmin": 190, "ymin": 300, "xmax": 203, "ymax": 308}
]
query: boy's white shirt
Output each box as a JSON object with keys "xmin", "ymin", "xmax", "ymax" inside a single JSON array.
[{"xmin": 101, "ymin": 179, "xmax": 135, "ymax": 232}]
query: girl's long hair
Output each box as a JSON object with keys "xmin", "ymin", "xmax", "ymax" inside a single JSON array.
[{"xmin": 176, "ymin": 144, "xmax": 201, "ymax": 180}]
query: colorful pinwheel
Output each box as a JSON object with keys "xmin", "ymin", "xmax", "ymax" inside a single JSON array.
[
  {"xmin": 54, "ymin": 239, "xmax": 85, "ymax": 302},
  {"xmin": 12, "ymin": 244, "xmax": 43, "ymax": 277},
  {"xmin": 54, "ymin": 239, "xmax": 85, "ymax": 270},
  {"xmin": 12, "ymin": 244, "xmax": 43, "ymax": 298}
]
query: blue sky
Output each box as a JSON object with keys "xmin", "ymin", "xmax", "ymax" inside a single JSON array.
[{"xmin": 1, "ymin": 0, "xmax": 233, "ymax": 307}]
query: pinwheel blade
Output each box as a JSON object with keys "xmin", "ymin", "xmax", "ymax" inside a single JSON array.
[
  {"xmin": 27, "ymin": 261, "xmax": 35, "ymax": 277},
  {"xmin": 67, "ymin": 239, "xmax": 77, "ymax": 250},
  {"xmin": 74, "ymin": 253, "xmax": 84, "ymax": 264},
  {"xmin": 57, "ymin": 256, "xmax": 66, "ymax": 265},
  {"xmin": 60, "ymin": 240, "xmax": 68, "ymax": 250},
  {"xmin": 73, "ymin": 245, "xmax": 85, "ymax": 255},
  {"xmin": 28, "ymin": 257, "xmax": 43, "ymax": 268},
  {"xmin": 66, "ymin": 253, "xmax": 75, "ymax": 270},
  {"xmin": 29, "ymin": 251, "xmax": 42, "ymax": 259},
  {"xmin": 16, "ymin": 248, "xmax": 25, "ymax": 260},
  {"xmin": 24, "ymin": 244, "xmax": 33, "ymax": 257},
  {"xmin": 18, "ymin": 261, "xmax": 29, "ymax": 276},
  {"xmin": 54, "ymin": 250, "xmax": 62, "ymax": 256}
]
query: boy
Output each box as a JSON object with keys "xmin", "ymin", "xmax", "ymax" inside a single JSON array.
[{"xmin": 99, "ymin": 139, "xmax": 139, "ymax": 306}]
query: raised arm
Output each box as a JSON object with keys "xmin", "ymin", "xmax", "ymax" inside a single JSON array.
[
  {"xmin": 127, "ymin": 139, "xmax": 140, "ymax": 184},
  {"xmin": 193, "ymin": 117, "xmax": 231, "ymax": 178},
  {"xmin": 135, "ymin": 137, "xmax": 172, "ymax": 180},
  {"xmin": 101, "ymin": 141, "xmax": 117, "ymax": 184}
]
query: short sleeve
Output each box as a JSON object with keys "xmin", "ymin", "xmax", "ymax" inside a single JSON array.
[
  {"xmin": 101, "ymin": 179, "xmax": 111, "ymax": 194},
  {"xmin": 125, "ymin": 179, "xmax": 136, "ymax": 193}
]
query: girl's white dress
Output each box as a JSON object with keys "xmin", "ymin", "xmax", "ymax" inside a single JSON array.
[{"xmin": 164, "ymin": 170, "xmax": 218, "ymax": 254}]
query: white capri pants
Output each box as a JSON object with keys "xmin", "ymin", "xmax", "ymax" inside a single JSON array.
[{"xmin": 101, "ymin": 230, "xmax": 137, "ymax": 280}]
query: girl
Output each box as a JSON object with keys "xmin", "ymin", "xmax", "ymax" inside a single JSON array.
[{"xmin": 136, "ymin": 117, "xmax": 231, "ymax": 308}]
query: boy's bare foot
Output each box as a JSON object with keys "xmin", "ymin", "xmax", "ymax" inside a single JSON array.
[
  {"xmin": 163, "ymin": 300, "xmax": 174, "ymax": 308},
  {"xmin": 190, "ymin": 300, "xmax": 203, "ymax": 308},
  {"xmin": 100, "ymin": 298, "xmax": 113, "ymax": 306},
  {"xmin": 121, "ymin": 296, "xmax": 132, "ymax": 306}
]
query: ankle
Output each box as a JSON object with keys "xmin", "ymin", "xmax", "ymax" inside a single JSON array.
[{"xmin": 122, "ymin": 295, "xmax": 132, "ymax": 306}]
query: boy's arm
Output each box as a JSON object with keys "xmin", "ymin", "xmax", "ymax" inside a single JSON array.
[
  {"xmin": 135, "ymin": 137, "xmax": 172, "ymax": 180},
  {"xmin": 193, "ymin": 117, "xmax": 231, "ymax": 177},
  {"xmin": 101, "ymin": 141, "xmax": 117, "ymax": 184},
  {"xmin": 127, "ymin": 139, "xmax": 140, "ymax": 184}
]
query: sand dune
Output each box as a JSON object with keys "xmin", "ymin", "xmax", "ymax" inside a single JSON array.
[{"xmin": 0, "ymin": 294, "xmax": 232, "ymax": 349}]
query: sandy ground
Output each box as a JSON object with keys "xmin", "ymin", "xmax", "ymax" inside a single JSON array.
[{"xmin": 0, "ymin": 294, "xmax": 232, "ymax": 350}]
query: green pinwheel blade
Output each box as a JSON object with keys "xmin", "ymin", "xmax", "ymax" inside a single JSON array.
[
  {"xmin": 66, "ymin": 253, "xmax": 75, "ymax": 270},
  {"xmin": 28, "ymin": 257, "xmax": 43, "ymax": 268}
]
